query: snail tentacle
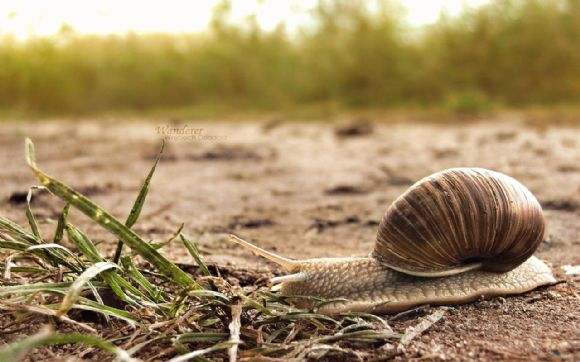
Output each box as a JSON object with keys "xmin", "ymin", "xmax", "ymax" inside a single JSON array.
[{"xmin": 228, "ymin": 234, "xmax": 299, "ymax": 272}]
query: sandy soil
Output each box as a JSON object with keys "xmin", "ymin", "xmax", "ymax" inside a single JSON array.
[{"xmin": 0, "ymin": 118, "xmax": 578, "ymax": 360}]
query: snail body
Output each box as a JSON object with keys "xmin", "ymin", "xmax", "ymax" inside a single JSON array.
[{"xmin": 229, "ymin": 168, "xmax": 556, "ymax": 314}]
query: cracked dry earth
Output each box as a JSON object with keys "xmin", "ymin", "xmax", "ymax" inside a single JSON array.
[{"xmin": 0, "ymin": 119, "xmax": 578, "ymax": 360}]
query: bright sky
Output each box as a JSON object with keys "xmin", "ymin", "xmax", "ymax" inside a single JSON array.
[{"xmin": 0, "ymin": 0, "xmax": 490, "ymax": 39}]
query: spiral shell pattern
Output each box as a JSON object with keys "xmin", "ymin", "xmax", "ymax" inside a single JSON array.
[{"xmin": 373, "ymin": 168, "xmax": 545, "ymax": 276}]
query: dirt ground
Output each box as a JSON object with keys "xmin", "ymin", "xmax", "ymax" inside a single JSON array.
[{"xmin": 0, "ymin": 118, "xmax": 578, "ymax": 361}]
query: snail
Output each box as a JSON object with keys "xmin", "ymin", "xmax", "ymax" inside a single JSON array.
[{"xmin": 229, "ymin": 168, "xmax": 556, "ymax": 314}]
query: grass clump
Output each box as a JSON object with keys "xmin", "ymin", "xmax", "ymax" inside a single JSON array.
[{"xmin": 0, "ymin": 139, "xmax": 401, "ymax": 361}]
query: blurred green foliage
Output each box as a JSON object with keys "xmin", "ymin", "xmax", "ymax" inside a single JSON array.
[{"xmin": 0, "ymin": 0, "xmax": 579, "ymax": 118}]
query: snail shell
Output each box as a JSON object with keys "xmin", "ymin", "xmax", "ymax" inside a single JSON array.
[{"xmin": 374, "ymin": 168, "xmax": 545, "ymax": 276}]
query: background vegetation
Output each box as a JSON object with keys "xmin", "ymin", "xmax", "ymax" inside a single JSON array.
[{"xmin": 0, "ymin": 0, "xmax": 579, "ymax": 119}]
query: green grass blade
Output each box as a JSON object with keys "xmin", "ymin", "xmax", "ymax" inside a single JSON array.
[
  {"xmin": 120, "ymin": 256, "xmax": 166, "ymax": 303},
  {"xmin": 25, "ymin": 138, "xmax": 196, "ymax": 288},
  {"xmin": 313, "ymin": 298, "xmax": 350, "ymax": 312},
  {"xmin": 0, "ymin": 329, "xmax": 137, "ymax": 362},
  {"xmin": 0, "ymin": 265, "xmax": 45, "ymax": 274},
  {"xmin": 180, "ymin": 233, "xmax": 211, "ymax": 277},
  {"xmin": 113, "ymin": 140, "xmax": 165, "ymax": 263},
  {"xmin": 53, "ymin": 203, "xmax": 70, "ymax": 243},
  {"xmin": 175, "ymin": 333, "xmax": 229, "ymax": 343},
  {"xmin": 187, "ymin": 289, "xmax": 230, "ymax": 302},
  {"xmin": 167, "ymin": 342, "xmax": 236, "ymax": 362},
  {"xmin": 0, "ymin": 216, "xmax": 40, "ymax": 245},
  {"xmin": 109, "ymin": 274, "xmax": 155, "ymax": 306},
  {"xmin": 315, "ymin": 330, "xmax": 401, "ymax": 343},
  {"xmin": 26, "ymin": 243, "xmax": 85, "ymax": 270},
  {"xmin": 341, "ymin": 312, "xmax": 393, "ymax": 330},
  {"xmin": 70, "ymin": 303, "xmax": 135, "ymax": 325},
  {"xmin": 126, "ymin": 140, "xmax": 165, "ymax": 229},
  {"xmin": 25, "ymin": 186, "xmax": 45, "ymax": 240},
  {"xmin": 65, "ymin": 223, "xmax": 104, "ymax": 262},
  {"xmin": 149, "ymin": 223, "xmax": 184, "ymax": 251},
  {"xmin": 84, "ymin": 281, "xmax": 110, "ymax": 324},
  {"xmin": 0, "ymin": 282, "xmax": 74, "ymax": 296},
  {"xmin": 0, "ymin": 240, "xmax": 36, "ymax": 252},
  {"xmin": 44, "ymin": 300, "xmax": 137, "ymax": 325},
  {"xmin": 0, "ymin": 281, "xmax": 109, "ymax": 299},
  {"xmin": 0, "ymin": 217, "xmax": 79, "ymax": 271},
  {"xmin": 57, "ymin": 261, "xmax": 119, "ymax": 316}
]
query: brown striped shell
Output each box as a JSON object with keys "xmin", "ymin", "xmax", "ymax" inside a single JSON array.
[{"xmin": 372, "ymin": 168, "xmax": 545, "ymax": 276}]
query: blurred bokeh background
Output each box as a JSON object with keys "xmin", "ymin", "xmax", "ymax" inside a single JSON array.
[{"xmin": 0, "ymin": 0, "xmax": 579, "ymax": 121}]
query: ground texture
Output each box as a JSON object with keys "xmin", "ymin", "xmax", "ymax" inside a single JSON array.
[{"xmin": 0, "ymin": 119, "xmax": 578, "ymax": 361}]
